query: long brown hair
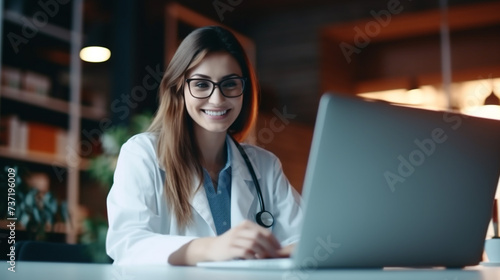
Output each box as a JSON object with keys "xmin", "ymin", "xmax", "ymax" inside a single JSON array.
[{"xmin": 147, "ymin": 26, "xmax": 259, "ymax": 228}]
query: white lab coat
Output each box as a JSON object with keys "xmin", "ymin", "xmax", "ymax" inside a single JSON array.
[{"xmin": 106, "ymin": 132, "xmax": 303, "ymax": 265}]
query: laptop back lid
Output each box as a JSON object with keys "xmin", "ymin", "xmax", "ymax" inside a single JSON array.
[{"xmin": 294, "ymin": 93, "xmax": 500, "ymax": 268}]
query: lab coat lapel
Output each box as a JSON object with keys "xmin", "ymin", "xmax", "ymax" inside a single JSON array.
[
  {"xmin": 189, "ymin": 138, "xmax": 262, "ymax": 234},
  {"xmin": 229, "ymin": 139, "xmax": 261, "ymax": 227},
  {"xmin": 190, "ymin": 176, "xmax": 217, "ymax": 235}
]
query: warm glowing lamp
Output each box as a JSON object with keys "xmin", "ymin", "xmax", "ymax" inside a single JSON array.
[
  {"xmin": 80, "ymin": 46, "xmax": 111, "ymax": 63},
  {"xmin": 477, "ymin": 86, "xmax": 500, "ymax": 120},
  {"xmin": 80, "ymin": 23, "xmax": 111, "ymax": 63},
  {"xmin": 464, "ymin": 86, "xmax": 500, "ymax": 121},
  {"xmin": 406, "ymin": 77, "xmax": 424, "ymax": 105},
  {"xmin": 484, "ymin": 90, "xmax": 500, "ymax": 106}
]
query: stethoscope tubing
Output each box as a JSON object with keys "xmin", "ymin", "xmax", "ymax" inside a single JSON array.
[{"xmin": 229, "ymin": 134, "xmax": 274, "ymax": 228}]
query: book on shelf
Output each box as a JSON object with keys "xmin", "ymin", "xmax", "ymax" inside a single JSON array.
[
  {"xmin": 56, "ymin": 129, "xmax": 68, "ymax": 157},
  {"xmin": 28, "ymin": 122, "xmax": 58, "ymax": 154},
  {"xmin": 0, "ymin": 115, "xmax": 68, "ymax": 157},
  {"xmin": 19, "ymin": 120, "xmax": 28, "ymax": 153},
  {"xmin": 23, "ymin": 71, "xmax": 51, "ymax": 97},
  {"xmin": 1, "ymin": 66, "xmax": 22, "ymax": 89},
  {"xmin": 0, "ymin": 115, "xmax": 21, "ymax": 150},
  {"xmin": 2, "ymin": 66, "xmax": 52, "ymax": 97}
]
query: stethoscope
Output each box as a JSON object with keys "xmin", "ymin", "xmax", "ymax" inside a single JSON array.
[{"xmin": 229, "ymin": 135, "xmax": 275, "ymax": 228}]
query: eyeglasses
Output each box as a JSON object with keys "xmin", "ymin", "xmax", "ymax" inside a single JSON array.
[{"xmin": 185, "ymin": 77, "xmax": 246, "ymax": 99}]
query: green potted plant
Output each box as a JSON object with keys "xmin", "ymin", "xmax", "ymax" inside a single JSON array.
[{"xmin": 0, "ymin": 165, "xmax": 68, "ymax": 241}]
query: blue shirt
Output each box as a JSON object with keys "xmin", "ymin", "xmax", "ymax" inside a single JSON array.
[{"xmin": 203, "ymin": 137, "xmax": 232, "ymax": 235}]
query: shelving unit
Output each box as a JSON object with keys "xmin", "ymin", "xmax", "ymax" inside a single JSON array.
[
  {"xmin": 0, "ymin": 0, "xmax": 101, "ymax": 243},
  {"xmin": 3, "ymin": 9, "xmax": 72, "ymax": 42},
  {"xmin": 1, "ymin": 86, "xmax": 106, "ymax": 120},
  {"xmin": 0, "ymin": 146, "xmax": 89, "ymax": 170}
]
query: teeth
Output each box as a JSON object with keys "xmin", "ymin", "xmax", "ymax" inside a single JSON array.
[{"xmin": 204, "ymin": 110, "xmax": 227, "ymax": 116}]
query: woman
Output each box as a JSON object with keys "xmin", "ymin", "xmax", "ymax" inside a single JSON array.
[{"xmin": 106, "ymin": 26, "xmax": 303, "ymax": 266}]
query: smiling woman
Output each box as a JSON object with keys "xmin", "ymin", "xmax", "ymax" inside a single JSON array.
[{"xmin": 105, "ymin": 26, "xmax": 303, "ymax": 266}]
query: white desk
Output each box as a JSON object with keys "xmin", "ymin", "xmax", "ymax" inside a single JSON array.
[{"xmin": 3, "ymin": 261, "xmax": 500, "ymax": 280}]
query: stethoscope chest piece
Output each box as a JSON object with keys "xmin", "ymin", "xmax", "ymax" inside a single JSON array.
[{"xmin": 256, "ymin": 211, "xmax": 274, "ymax": 228}]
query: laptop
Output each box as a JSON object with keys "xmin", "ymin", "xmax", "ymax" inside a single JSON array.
[{"xmin": 197, "ymin": 92, "xmax": 500, "ymax": 269}]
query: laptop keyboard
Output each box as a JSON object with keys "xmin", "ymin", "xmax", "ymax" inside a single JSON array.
[{"xmin": 197, "ymin": 258, "xmax": 294, "ymax": 269}]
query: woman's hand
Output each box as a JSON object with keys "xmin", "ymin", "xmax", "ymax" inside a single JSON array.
[
  {"xmin": 277, "ymin": 243, "xmax": 296, "ymax": 258},
  {"xmin": 168, "ymin": 220, "xmax": 283, "ymax": 265},
  {"xmin": 206, "ymin": 220, "xmax": 282, "ymax": 261}
]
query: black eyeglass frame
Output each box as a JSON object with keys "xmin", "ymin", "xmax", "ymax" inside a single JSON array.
[{"xmin": 185, "ymin": 77, "xmax": 247, "ymax": 99}]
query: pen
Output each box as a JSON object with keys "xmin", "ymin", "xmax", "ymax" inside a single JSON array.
[{"xmin": 493, "ymin": 199, "xmax": 498, "ymax": 238}]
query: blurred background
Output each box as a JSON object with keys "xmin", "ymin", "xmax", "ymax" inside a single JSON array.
[{"xmin": 1, "ymin": 0, "xmax": 499, "ymax": 263}]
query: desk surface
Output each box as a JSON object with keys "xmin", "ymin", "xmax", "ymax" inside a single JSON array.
[{"xmin": 3, "ymin": 261, "xmax": 500, "ymax": 280}]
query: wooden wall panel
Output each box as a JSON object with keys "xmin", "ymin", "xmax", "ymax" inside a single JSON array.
[
  {"xmin": 321, "ymin": 2, "xmax": 500, "ymax": 94},
  {"xmin": 252, "ymin": 112, "xmax": 314, "ymax": 194}
]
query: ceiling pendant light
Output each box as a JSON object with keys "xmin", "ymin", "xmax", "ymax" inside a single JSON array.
[
  {"xmin": 80, "ymin": 46, "xmax": 111, "ymax": 63},
  {"xmin": 80, "ymin": 22, "xmax": 111, "ymax": 63}
]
